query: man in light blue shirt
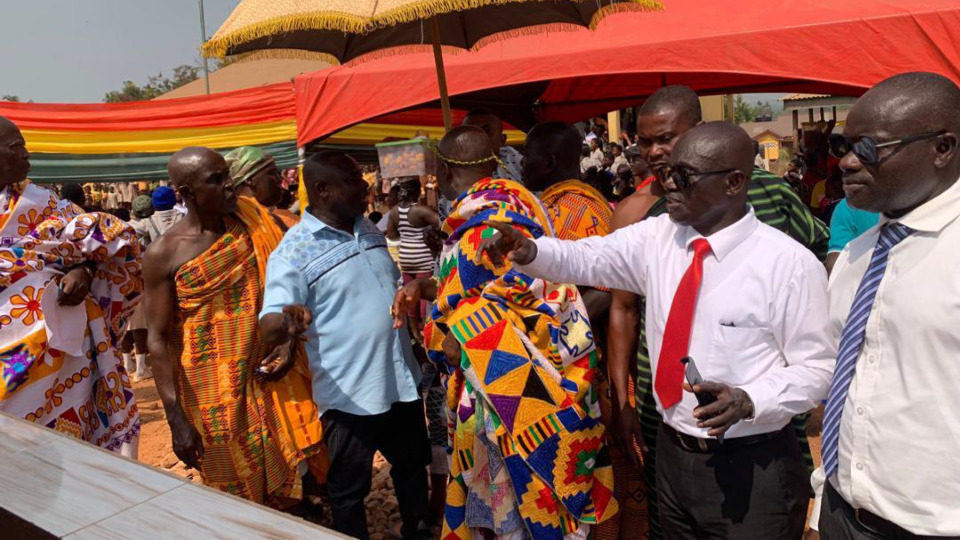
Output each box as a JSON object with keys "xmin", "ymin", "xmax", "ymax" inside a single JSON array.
[{"xmin": 259, "ymin": 151, "xmax": 430, "ymax": 540}]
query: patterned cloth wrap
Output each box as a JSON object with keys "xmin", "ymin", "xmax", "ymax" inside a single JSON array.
[
  {"xmin": 0, "ymin": 180, "xmax": 141, "ymax": 453},
  {"xmin": 539, "ymin": 180, "xmax": 649, "ymax": 540},
  {"xmin": 539, "ymin": 180, "xmax": 613, "ymax": 243},
  {"xmin": 424, "ymin": 178, "xmax": 618, "ymax": 540},
  {"xmin": 171, "ymin": 196, "xmax": 326, "ymax": 506}
]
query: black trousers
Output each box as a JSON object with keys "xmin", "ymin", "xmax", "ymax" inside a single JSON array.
[
  {"xmin": 656, "ymin": 424, "xmax": 808, "ymax": 540},
  {"xmin": 819, "ymin": 481, "xmax": 960, "ymax": 540},
  {"xmin": 323, "ymin": 399, "xmax": 432, "ymax": 540}
]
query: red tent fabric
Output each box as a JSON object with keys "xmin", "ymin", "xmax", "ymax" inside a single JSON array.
[
  {"xmin": 295, "ymin": 0, "xmax": 960, "ymax": 145},
  {"xmin": 4, "ymin": 83, "xmax": 296, "ymax": 131}
]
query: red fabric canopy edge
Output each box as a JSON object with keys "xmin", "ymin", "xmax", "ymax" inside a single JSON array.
[
  {"xmin": 0, "ymin": 83, "xmax": 296, "ymax": 131},
  {"xmin": 294, "ymin": 0, "xmax": 960, "ymax": 146}
]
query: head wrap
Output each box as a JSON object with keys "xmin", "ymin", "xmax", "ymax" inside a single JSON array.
[
  {"xmin": 225, "ymin": 146, "xmax": 275, "ymax": 188},
  {"xmin": 152, "ymin": 186, "xmax": 177, "ymax": 211},
  {"xmin": 132, "ymin": 195, "xmax": 154, "ymax": 219}
]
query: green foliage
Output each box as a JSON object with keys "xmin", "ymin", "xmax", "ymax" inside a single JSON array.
[
  {"xmin": 103, "ymin": 64, "xmax": 202, "ymax": 103},
  {"xmin": 2, "ymin": 95, "xmax": 32, "ymax": 103},
  {"xmin": 733, "ymin": 95, "xmax": 776, "ymax": 125}
]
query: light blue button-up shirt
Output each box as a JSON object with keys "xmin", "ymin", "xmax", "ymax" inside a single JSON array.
[{"xmin": 260, "ymin": 211, "xmax": 421, "ymax": 417}]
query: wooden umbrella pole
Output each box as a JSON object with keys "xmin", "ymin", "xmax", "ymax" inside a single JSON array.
[{"xmin": 429, "ymin": 16, "xmax": 453, "ymax": 132}]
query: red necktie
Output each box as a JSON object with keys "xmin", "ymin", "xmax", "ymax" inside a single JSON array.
[{"xmin": 655, "ymin": 238, "xmax": 712, "ymax": 409}]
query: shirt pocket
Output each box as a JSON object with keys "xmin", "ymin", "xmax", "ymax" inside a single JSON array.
[{"xmin": 708, "ymin": 325, "xmax": 773, "ymax": 386}]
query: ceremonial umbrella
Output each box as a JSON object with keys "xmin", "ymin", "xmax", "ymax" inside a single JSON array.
[{"xmin": 202, "ymin": 0, "xmax": 661, "ymax": 131}]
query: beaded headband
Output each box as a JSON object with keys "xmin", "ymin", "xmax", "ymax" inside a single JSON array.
[{"xmin": 433, "ymin": 145, "xmax": 504, "ymax": 168}]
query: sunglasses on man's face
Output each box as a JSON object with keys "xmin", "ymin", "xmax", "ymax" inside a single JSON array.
[
  {"xmin": 663, "ymin": 166, "xmax": 736, "ymax": 191},
  {"xmin": 828, "ymin": 131, "xmax": 944, "ymax": 166}
]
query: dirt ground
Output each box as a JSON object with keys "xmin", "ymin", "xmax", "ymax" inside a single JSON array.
[{"xmin": 132, "ymin": 378, "xmax": 821, "ymax": 539}]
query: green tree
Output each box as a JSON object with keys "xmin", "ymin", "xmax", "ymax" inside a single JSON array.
[
  {"xmin": 734, "ymin": 95, "xmax": 761, "ymax": 125},
  {"xmin": 103, "ymin": 64, "xmax": 202, "ymax": 102},
  {"xmin": 2, "ymin": 95, "xmax": 34, "ymax": 103}
]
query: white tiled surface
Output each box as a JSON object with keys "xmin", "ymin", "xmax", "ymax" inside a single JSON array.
[
  {"xmin": 67, "ymin": 484, "xmax": 352, "ymax": 540},
  {"xmin": 0, "ymin": 413, "xmax": 349, "ymax": 539}
]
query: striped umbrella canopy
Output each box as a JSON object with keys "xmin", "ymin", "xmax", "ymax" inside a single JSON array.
[{"xmin": 203, "ymin": 0, "xmax": 661, "ymax": 130}]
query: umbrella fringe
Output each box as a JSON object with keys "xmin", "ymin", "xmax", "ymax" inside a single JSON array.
[
  {"xmin": 469, "ymin": 22, "xmax": 592, "ymax": 51},
  {"xmin": 591, "ymin": 0, "xmax": 664, "ymax": 28},
  {"xmin": 203, "ymin": 0, "xmax": 662, "ymax": 59},
  {"xmin": 344, "ymin": 45, "xmax": 467, "ymax": 66},
  {"xmin": 203, "ymin": 12, "xmax": 374, "ymax": 59},
  {"xmin": 228, "ymin": 49, "xmax": 344, "ymax": 66}
]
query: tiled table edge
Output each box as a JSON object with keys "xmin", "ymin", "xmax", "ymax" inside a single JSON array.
[{"xmin": 1, "ymin": 413, "xmax": 352, "ymax": 539}]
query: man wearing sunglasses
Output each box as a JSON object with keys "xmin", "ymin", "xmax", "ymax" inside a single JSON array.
[
  {"xmin": 606, "ymin": 84, "xmax": 828, "ymax": 540},
  {"xmin": 480, "ymin": 121, "xmax": 835, "ymax": 540},
  {"xmin": 810, "ymin": 72, "xmax": 960, "ymax": 540}
]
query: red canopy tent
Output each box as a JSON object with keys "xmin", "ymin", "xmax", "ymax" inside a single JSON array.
[{"xmin": 295, "ymin": 0, "xmax": 960, "ymax": 146}]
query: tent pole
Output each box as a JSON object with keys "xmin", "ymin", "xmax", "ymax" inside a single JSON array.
[
  {"xmin": 429, "ymin": 17, "xmax": 453, "ymax": 132},
  {"xmin": 198, "ymin": 0, "xmax": 211, "ymax": 95}
]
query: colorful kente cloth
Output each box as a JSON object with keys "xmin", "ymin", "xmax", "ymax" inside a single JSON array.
[
  {"xmin": 0, "ymin": 180, "xmax": 141, "ymax": 453},
  {"xmin": 540, "ymin": 180, "xmax": 648, "ymax": 540},
  {"xmin": 171, "ymin": 197, "xmax": 324, "ymax": 506},
  {"xmin": 539, "ymin": 180, "xmax": 613, "ymax": 242},
  {"xmin": 424, "ymin": 178, "xmax": 617, "ymax": 540}
]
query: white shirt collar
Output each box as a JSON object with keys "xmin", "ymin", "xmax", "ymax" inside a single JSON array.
[
  {"xmin": 881, "ymin": 175, "xmax": 960, "ymax": 233},
  {"xmin": 681, "ymin": 205, "xmax": 759, "ymax": 262}
]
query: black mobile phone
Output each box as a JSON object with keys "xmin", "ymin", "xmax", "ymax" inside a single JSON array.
[{"xmin": 680, "ymin": 356, "xmax": 723, "ymax": 443}]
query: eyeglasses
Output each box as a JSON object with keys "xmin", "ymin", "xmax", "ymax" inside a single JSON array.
[
  {"xmin": 828, "ymin": 131, "xmax": 944, "ymax": 166},
  {"xmin": 664, "ymin": 166, "xmax": 736, "ymax": 191}
]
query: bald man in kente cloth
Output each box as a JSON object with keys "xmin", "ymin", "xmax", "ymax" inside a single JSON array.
[
  {"xmin": 144, "ymin": 147, "xmax": 325, "ymax": 507},
  {"xmin": 396, "ymin": 126, "xmax": 618, "ymax": 539}
]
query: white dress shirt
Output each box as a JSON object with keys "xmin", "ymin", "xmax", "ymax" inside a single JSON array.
[
  {"xmin": 810, "ymin": 176, "xmax": 960, "ymax": 536},
  {"xmin": 520, "ymin": 208, "xmax": 835, "ymax": 438}
]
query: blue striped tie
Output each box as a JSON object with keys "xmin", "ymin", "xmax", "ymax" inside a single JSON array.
[{"xmin": 822, "ymin": 222, "xmax": 913, "ymax": 478}]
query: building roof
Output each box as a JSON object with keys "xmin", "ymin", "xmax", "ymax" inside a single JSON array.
[
  {"xmin": 739, "ymin": 112, "xmax": 797, "ymax": 140},
  {"xmin": 741, "ymin": 107, "xmax": 852, "ymax": 141},
  {"xmin": 779, "ymin": 93, "xmax": 830, "ymax": 101},
  {"xmin": 156, "ymin": 59, "xmax": 331, "ymax": 100}
]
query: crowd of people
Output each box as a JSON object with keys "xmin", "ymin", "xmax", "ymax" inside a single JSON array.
[{"xmin": 1, "ymin": 70, "xmax": 958, "ymax": 540}]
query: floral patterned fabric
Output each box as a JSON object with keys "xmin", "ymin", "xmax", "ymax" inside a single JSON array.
[{"xmin": 0, "ymin": 180, "xmax": 141, "ymax": 453}]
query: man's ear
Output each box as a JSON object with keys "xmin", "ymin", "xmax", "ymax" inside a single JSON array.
[
  {"xmin": 726, "ymin": 170, "xmax": 748, "ymax": 195},
  {"xmin": 500, "ymin": 133, "xmax": 507, "ymax": 147},
  {"xmin": 934, "ymin": 132, "xmax": 958, "ymax": 169}
]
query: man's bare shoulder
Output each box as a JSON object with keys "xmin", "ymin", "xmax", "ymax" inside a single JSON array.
[
  {"xmin": 611, "ymin": 191, "xmax": 660, "ymax": 230},
  {"xmin": 142, "ymin": 220, "xmax": 217, "ymax": 279}
]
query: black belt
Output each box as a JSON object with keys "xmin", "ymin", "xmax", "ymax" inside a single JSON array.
[
  {"xmin": 662, "ymin": 423, "xmax": 786, "ymax": 454},
  {"xmin": 827, "ymin": 482, "xmax": 960, "ymax": 540}
]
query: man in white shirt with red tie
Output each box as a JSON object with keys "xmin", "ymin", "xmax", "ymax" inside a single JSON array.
[
  {"xmin": 810, "ymin": 72, "xmax": 960, "ymax": 540},
  {"xmin": 481, "ymin": 121, "xmax": 835, "ymax": 540}
]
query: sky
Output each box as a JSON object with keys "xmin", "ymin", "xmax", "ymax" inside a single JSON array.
[
  {"xmin": 1, "ymin": 1, "xmax": 786, "ymax": 109},
  {"xmin": 1, "ymin": 0, "xmax": 241, "ymax": 103}
]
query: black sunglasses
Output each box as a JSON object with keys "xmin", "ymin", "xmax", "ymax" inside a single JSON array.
[
  {"xmin": 664, "ymin": 166, "xmax": 737, "ymax": 191},
  {"xmin": 828, "ymin": 131, "xmax": 944, "ymax": 166}
]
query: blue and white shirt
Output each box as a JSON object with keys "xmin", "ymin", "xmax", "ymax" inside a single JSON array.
[{"xmin": 260, "ymin": 211, "xmax": 421, "ymax": 417}]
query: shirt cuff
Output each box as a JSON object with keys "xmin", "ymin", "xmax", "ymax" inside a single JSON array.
[
  {"xmin": 808, "ymin": 466, "xmax": 826, "ymax": 530},
  {"xmin": 737, "ymin": 380, "xmax": 777, "ymax": 426},
  {"xmin": 258, "ymin": 305, "xmax": 284, "ymax": 320},
  {"xmin": 516, "ymin": 237, "xmax": 559, "ymax": 277}
]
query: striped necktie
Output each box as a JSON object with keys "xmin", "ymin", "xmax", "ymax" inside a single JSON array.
[{"xmin": 822, "ymin": 222, "xmax": 913, "ymax": 478}]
